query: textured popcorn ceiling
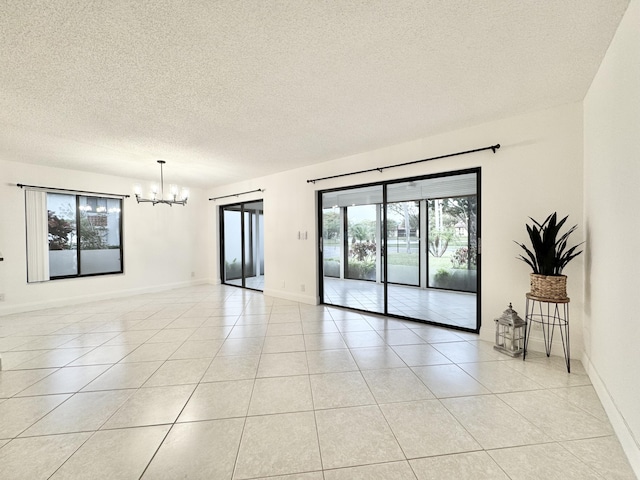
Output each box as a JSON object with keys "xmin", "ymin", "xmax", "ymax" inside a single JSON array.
[{"xmin": 0, "ymin": 1, "xmax": 630, "ymax": 187}]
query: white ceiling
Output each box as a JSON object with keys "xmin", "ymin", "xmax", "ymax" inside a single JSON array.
[{"xmin": 0, "ymin": 1, "xmax": 629, "ymax": 188}]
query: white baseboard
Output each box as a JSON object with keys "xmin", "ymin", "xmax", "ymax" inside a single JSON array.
[{"xmin": 583, "ymin": 352, "xmax": 640, "ymax": 477}]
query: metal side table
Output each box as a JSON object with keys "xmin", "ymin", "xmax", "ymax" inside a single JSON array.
[{"xmin": 523, "ymin": 293, "xmax": 571, "ymax": 373}]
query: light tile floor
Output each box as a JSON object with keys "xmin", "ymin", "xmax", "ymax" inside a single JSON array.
[{"xmin": 0, "ymin": 285, "xmax": 636, "ymax": 479}]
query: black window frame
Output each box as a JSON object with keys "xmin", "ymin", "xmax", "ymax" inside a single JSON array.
[{"xmin": 47, "ymin": 192, "xmax": 124, "ymax": 279}]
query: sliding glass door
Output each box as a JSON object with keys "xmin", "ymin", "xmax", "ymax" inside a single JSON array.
[
  {"xmin": 220, "ymin": 200, "xmax": 264, "ymax": 291},
  {"xmin": 321, "ymin": 185, "xmax": 385, "ymax": 315},
  {"xmin": 385, "ymin": 181, "xmax": 423, "ymax": 320},
  {"xmin": 319, "ymin": 169, "xmax": 480, "ymax": 331}
]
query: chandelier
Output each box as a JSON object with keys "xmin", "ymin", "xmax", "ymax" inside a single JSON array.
[{"xmin": 134, "ymin": 160, "xmax": 189, "ymax": 206}]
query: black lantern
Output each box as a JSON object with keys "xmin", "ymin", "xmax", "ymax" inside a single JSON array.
[{"xmin": 494, "ymin": 303, "xmax": 526, "ymax": 357}]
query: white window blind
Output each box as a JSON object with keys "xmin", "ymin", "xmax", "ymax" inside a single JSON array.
[{"xmin": 25, "ymin": 189, "xmax": 50, "ymax": 283}]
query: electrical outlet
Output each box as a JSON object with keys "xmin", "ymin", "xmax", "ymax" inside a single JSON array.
[
  {"xmin": 300, "ymin": 284, "xmax": 305, "ymax": 292},
  {"xmin": 191, "ymin": 271, "xmax": 195, "ymax": 278},
  {"xmin": 0, "ymin": 293, "xmax": 5, "ymax": 302}
]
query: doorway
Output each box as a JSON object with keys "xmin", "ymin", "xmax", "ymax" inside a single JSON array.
[
  {"xmin": 220, "ymin": 200, "xmax": 264, "ymax": 291},
  {"xmin": 319, "ymin": 168, "xmax": 480, "ymax": 331}
]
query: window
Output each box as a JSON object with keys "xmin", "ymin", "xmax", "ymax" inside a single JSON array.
[{"xmin": 26, "ymin": 189, "xmax": 123, "ymax": 281}]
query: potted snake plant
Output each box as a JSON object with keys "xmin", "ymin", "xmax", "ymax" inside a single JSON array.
[{"xmin": 515, "ymin": 212, "xmax": 583, "ymax": 300}]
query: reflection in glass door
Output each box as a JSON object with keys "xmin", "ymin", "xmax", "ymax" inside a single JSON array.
[
  {"xmin": 220, "ymin": 200, "xmax": 264, "ymax": 291},
  {"xmin": 319, "ymin": 169, "xmax": 480, "ymax": 332}
]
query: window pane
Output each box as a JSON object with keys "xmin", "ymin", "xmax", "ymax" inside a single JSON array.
[
  {"xmin": 79, "ymin": 196, "xmax": 122, "ymax": 275},
  {"xmin": 243, "ymin": 210, "xmax": 254, "ymax": 278},
  {"xmin": 47, "ymin": 193, "xmax": 78, "ymax": 277},
  {"xmin": 223, "ymin": 208, "xmax": 242, "ymax": 285},
  {"xmin": 321, "ymin": 185, "xmax": 384, "ymax": 315},
  {"xmin": 242, "ymin": 201, "xmax": 264, "ymax": 283},
  {"xmin": 428, "ymin": 196, "xmax": 477, "ymax": 293},
  {"xmin": 221, "ymin": 201, "xmax": 264, "ymax": 291},
  {"xmin": 386, "ymin": 199, "xmax": 419, "ymax": 286},
  {"xmin": 346, "ymin": 204, "xmax": 378, "ymax": 281},
  {"xmin": 322, "ymin": 207, "xmax": 341, "ymax": 279}
]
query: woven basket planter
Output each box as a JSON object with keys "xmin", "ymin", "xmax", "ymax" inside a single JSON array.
[{"xmin": 530, "ymin": 273, "xmax": 568, "ymax": 300}]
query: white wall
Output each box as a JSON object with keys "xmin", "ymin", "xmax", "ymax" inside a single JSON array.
[
  {"xmin": 209, "ymin": 101, "xmax": 585, "ymax": 355},
  {"xmin": 0, "ymin": 159, "xmax": 210, "ymax": 315},
  {"xmin": 583, "ymin": 0, "xmax": 640, "ymax": 473},
  {"xmin": 0, "ymin": 102, "xmax": 586, "ymax": 359}
]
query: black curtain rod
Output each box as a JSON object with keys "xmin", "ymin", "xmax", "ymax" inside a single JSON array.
[
  {"xmin": 209, "ymin": 188, "xmax": 263, "ymax": 201},
  {"xmin": 16, "ymin": 183, "xmax": 130, "ymax": 198},
  {"xmin": 306, "ymin": 143, "xmax": 500, "ymax": 184}
]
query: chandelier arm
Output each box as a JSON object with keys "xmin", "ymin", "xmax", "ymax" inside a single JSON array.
[{"xmin": 135, "ymin": 160, "xmax": 187, "ymax": 206}]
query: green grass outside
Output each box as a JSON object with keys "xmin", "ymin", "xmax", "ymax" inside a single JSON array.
[{"xmin": 324, "ymin": 239, "xmax": 475, "ymax": 271}]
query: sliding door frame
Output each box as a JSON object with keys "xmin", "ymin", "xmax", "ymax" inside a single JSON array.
[
  {"xmin": 219, "ymin": 199, "xmax": 264, "ymax": 292},
  {"xmin": 317, "ymin": 167, "xmax": 481, "ymax": 333}
]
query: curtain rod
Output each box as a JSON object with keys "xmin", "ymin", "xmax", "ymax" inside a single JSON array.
[
  {"xmin": 209, "ymin": 188, "xmax": 263, "ymax": 201},
  {"xmin": 306, "ymin": 143, "xmax": 500, "ymax": 184},
  {"xmin": 16, "ymin": 183, "xmax": 130, "ymax": 198}
]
